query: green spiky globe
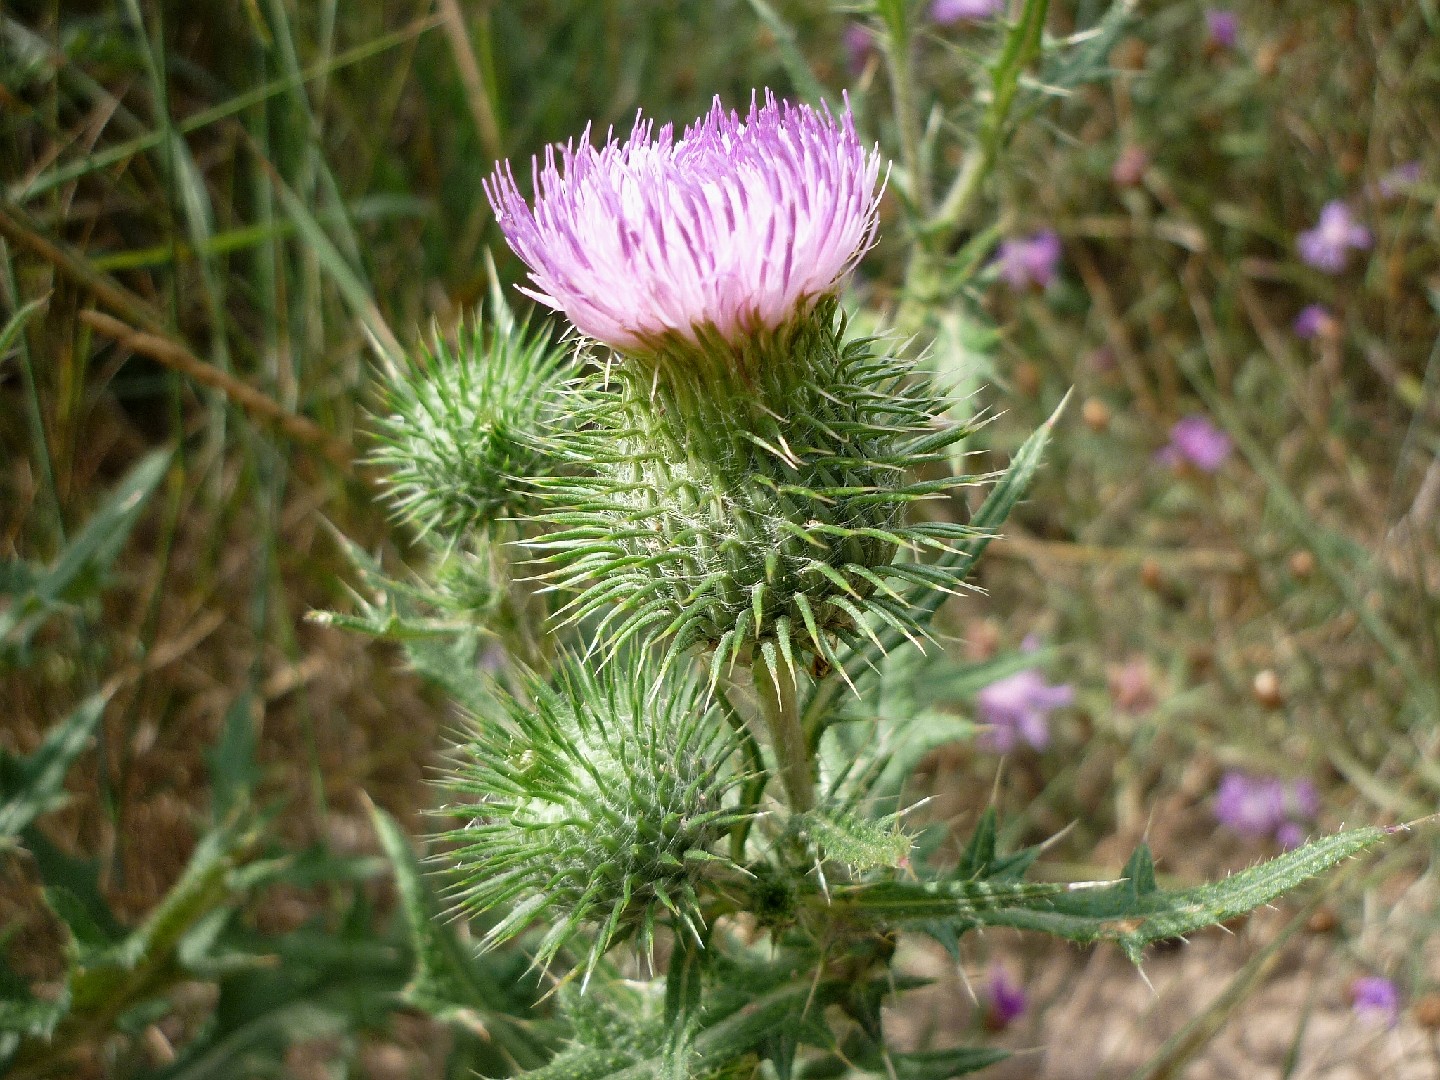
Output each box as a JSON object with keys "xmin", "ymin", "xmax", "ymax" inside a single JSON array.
[
  {"xmin": 535, "ymin": 303, "xmax": 981, "ymax": 682},
  {"xmin": 369, "ymin": 301, "xmax": 571, "ymax": 540},
  {"xmin": 437, "ymin": 657, "xmax": 750, "ymax": 976}
]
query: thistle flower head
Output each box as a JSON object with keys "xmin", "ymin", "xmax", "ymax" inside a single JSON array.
[
  {"xmin": 369, "ymin": 300, "xmax": 571, "ymax": 540},
  {"xmin": 437, "ymin": 657, "xmax": 751, "ymax": 978},
  {"xmin": 485, "ymin": 91, "xmax": 883, "ymax": 366}
]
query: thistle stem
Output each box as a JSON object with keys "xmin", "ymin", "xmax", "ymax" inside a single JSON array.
[{"xmin": 753, "ymin": 656, "xmax": 813, "ymax": 813}]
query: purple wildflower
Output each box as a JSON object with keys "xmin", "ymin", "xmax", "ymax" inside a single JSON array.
[
  {"xmin": 931, "ymin": 0, "xmax": 1006, "ymax": 24},
  {"xmin": 843, "ymin": 24, "xmax": 876, "ymax": 76},
  {"xmin": 1352, "ymin": 976, "xmax": 1401, "ymax": 1028},
  {"xmin": 1375, "ymin": 161, "xmax": 1421, "ymax": 201},
  {"xmin": 485, "ymin": 92, "xmax": 884, "ymax": 356},
  {"xmin": 1205, "ymin": 9, "xmax": 1239, "ymax": 49},
  {"xmin": 1156, "ymin": 415, "xmax": 1231, "ymax": 472},
  {"xmin": 976, "ymin": 668, "xmax": 1073, "ymax": 752},
  {"xmin": 1213, "ymin": 772, "xmax": 1286, "ymax": 837},
  {"xmin": 994, "ymin": 230, "xmax": 1061, "ymax": 290},
  {"xmin": 1214, "ymin": 771, "xmax": 1319, "ymax": 846},
  {"xmin": 1292, "ymin": 304, "xmax": 1336, "ymax": 340},
  {"xmin": 983, "ymin": 965, "xmax": 1028, "ymax": 1030},
  {"xmin": 1297, "ymin": 201, "xmax": 1372, "ymax": 273}
]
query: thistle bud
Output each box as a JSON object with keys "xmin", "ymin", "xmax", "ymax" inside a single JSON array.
[
  {"xmin": 369, "ymin": 302, "xmax": 571, "ymax": 540},
  {"xmin": 437, "ymin": 658, "xmax": 750, "ymax": 977}
]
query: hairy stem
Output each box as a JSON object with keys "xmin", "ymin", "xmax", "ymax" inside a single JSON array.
[
  {"xmin": 752, "ymin": 656, "xmax": 812, "ymax": 813},
  {"xmin": 879, "ymin": 2, "xmax": 930, "ymax": 217}
]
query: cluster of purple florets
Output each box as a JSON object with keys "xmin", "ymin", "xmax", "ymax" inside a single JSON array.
[{"xmin": 485, "ymin": 91, "xmax": 881, "ymax": 358}]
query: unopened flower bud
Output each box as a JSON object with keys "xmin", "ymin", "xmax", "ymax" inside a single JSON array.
[
  {"xmin": 440, "ymin": 658, "xmax": 751, "ymax": 975},
  {"xmin": 1288, "ymin": 550, "xmax": 1316, "ymax": 580},
  {"xmin": 1252, "ymin": 669, "xmax": 1283, "ymax": 710}
]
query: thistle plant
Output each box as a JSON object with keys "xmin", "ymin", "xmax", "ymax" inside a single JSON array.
[{"xmin": 348, "ymin": 11, "xmax": 1389, "ymax": 1076}]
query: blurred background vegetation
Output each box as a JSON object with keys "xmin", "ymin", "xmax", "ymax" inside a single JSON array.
[{"xmin": 1, "ymin": 0, "xmax": 1437, "ymax": 1076}]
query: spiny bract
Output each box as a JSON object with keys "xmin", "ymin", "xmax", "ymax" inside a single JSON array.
[
  {"xmin": 532, "ymin": 301, "xmax": 984, "ymax": 686},
  {"xmin": 436, "ymin": 656, "xmax": 751, "ymax": 979},
  {"xmin": 369, "ymin": 300, "xmax": 571, "ymax": 540}
]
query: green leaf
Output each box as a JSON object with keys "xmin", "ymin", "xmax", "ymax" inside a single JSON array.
[
  {"xmin": 68, "ymin": 818, "xmax": 257, "ymax": 1013},
  {"xmin": 840, "ymin": 826, "xmax": 1390, "ymax": 963},
  {"xmin": 663, "ymin": 930, "xmax": 704, "ymax": 1031},
  {"xmin": 800, "ymin": 808, "xmax": 912, "ymax": 873},
  {"xmin": 18, "ymin": 826, "xmax": 126, "ymax": 944},
  {"xmin": 0, "ymin": 691, "xmax": 108, "ymax": 841},
  {"xmin": 955, "ymin": 808, "xmax": 997, "ymax": 881},
  {"xmin": 889, "ymin": 1047, "xmax": 1011, "ymax": 1079},
  {"xmin": 205, "ymin": 692, "xmax": 259, "ymax": 822},
  {"xmin": 0, "ymin": 448, "xmax": 172, "ymax": 653},
  {"xmin": 366, "ymin": 802, "xmax": 547, "ymax": 1063}
]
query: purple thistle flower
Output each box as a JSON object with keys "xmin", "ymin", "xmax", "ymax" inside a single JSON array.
[
  {"xmin": 932, "ymin": 0, "xmax": 1006, "ymax": 24},
  {"xmin": 976, "ymin": 668, "xmax": 1073, "ymax": 752},
  {"xmin": 983, "ymin": 965, "xmax": 1028, "ymax": 1029},
  {"xmin": 1205, "ymin": 9, "xmax": 1239, "ymax": 49},
  {"xmin": 485, "ymin": 92, "xmax": 884, "ymax": 356},
  {"xmin": 1156, "ymin": 414, "xmax": 1231, "ymax": 472},
  {"xmin": 1297, "ymin": 201, "xmax": 1372, "ymax": 274},
  {"xmin": 1352, "ymin": 976, "xmax": 1401, "ymax": 1028},
  {"xmin": 994, "ymin": 230, "xmax": 1061, "ymax": 291},
  {"xmin": 1375, "ymin": 161, "xmax": 1421, "ymax": 201},
  {"xmin": 1292, "ymin": 304, "xmax": 1336, "ymax": 340}
]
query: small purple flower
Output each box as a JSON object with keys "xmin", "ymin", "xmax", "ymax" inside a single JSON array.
[
  {"xmin": 994, "ymin": 230, "xmax": 1061, "ymax": 290},
  {"xmin": 843, "ymin": 24, "xmax": 876, "ymax": 76},
  {"xmin": 1375, "ymin": 161, "xmax": 1421, "ymax": 201},
  {"xmin": 486, "ymin": 92, "xmax": 884, "ymax": 357},
  {"xmin": 1205, "ymin": 9, "xmax": 1239, "ymax": 49},
  {"xmin": 1297, "ymin": 201, "xmax": 1372, "ymax": 274},
  {"xmin": 1352, "ymin": 976, "xmax": 1401, "ymax": 1028},
  {"xmin": 1214, "ymin": 771, "xmax": 1319, "ymax": 846},
  {"xmin": 976, "ymin": 668, "xmax": 1073, "ymax": 752},
  {"xmin": 1213, "ymin": 772, "xmax": 1286, "ymax": 837},
  {"xmin": 983, "ymin": 965, "xmax": 1028, "ymax": 1029},
  {"xmin": 1156, "ymin": 415, "xmax": 1231, "ymax": 472},
  {"xmin": 931, "ymin": 0, "xmax": 1006, "ymax": 24},
  {"xmin": 1292, "ymin": 304, "xmax": 1336, "ymax": 340}
]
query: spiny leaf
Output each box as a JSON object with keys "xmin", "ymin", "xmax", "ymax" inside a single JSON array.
[
  {"xmin": 0, "ymin": 691, "xmax": 108, "ymax": 842},
  {"xmin": 800, "ymin": 808, "xmax": 913, "ymax": 873},
  {"xmin": 367, "ymin": 801, "xmax": 541, "ymax": 1050},
  {"xmin": 839, "ymin": 825, "xmax": 1390, "ymax": 963},
  {"xmin": 0, "ymin": 448, "xmax": 172, "ymax": 654}
]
